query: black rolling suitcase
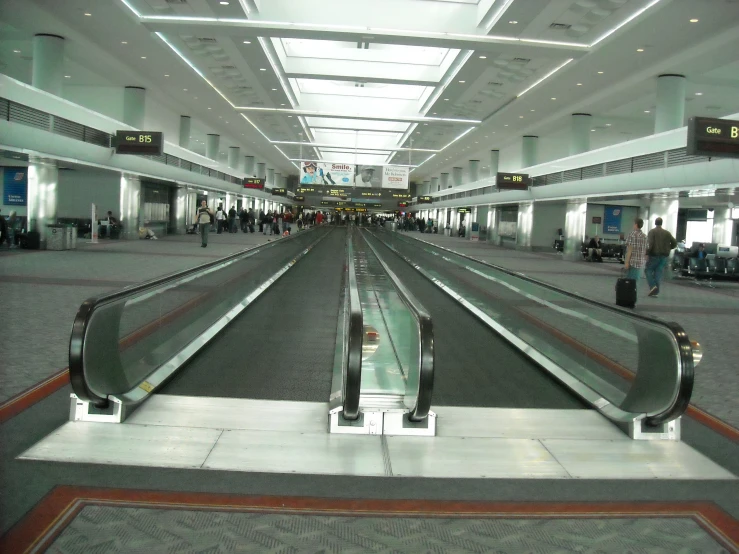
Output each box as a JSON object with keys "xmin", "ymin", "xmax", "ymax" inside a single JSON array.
[
  {"xmin": 20, "ymin": 231, "xmax": 41, "ymax": 249},
  {"xmin": 616, "ymin": 276, "xmax": 636, "ymax": 308}
]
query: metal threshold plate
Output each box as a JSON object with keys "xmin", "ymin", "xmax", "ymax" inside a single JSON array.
[{"xmin": 19, "ymin": 399, "xmax": 737, "ymax": 481}]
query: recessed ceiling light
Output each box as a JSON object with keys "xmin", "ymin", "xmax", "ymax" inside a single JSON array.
[
  {"xmin": 519, "ymin": 115, "xmax": 524, "ymax": 118},
  {"xmin": 576, "ymin": 83, "xmax": 583, "ymax": 86},
  {"xmin": 444, "ymin": 98, "xmax": 449, "ymax": 101},
  {"xmin": 13, "ymin": 49, "xmax": 21, "ymax": 53},
  {"xmin": 194, "ymin": 97, "xmax": 198, "ymax": 99},
  {"xmin": 605, "ymin": 123, "xmax": 612, "ymax": 127},
  {"xmin": 121, "ymin": 41, "xmax": 128, "ymax": 45},
  {"xmin": 551, "ymin": 97, "xmax": 556, "ymax": 100},
  {"xmin": 644, "ymin": 110, "xmax": 651, "ymax": 113},
  {"xmin": 84, "ymin": 12, "xmax": 91, "ymax": 16},
  {"xmin": 689, "ymin": 18, "xmax": 699, "ymax": 23},
  {"xmin": 243, "ymin": 40, "xmax": 251, "ymax": 44},
  {"xmin": 423, "ymin": 123, "xmax": 428, "ymax": 126},
  {"xmin": 183, "ymin": 88, "xmax": 187, "ymax": 91},
  {"xmin": 637, "ymin": 48, "xmax": 644, "ymax": 52},
  {"xmin": 259, "ymin": 68, "xmax": 266, "ymax": 71},
  {"xmin": 695, "ymin": 92, "xmax": 703, "ymax": 96},
  {"xmin": 459, "ymin": 80, "xmax": 465, "ymax": 83},
  {"xmin": 271, "ymin": 88, "xmax": 277, "ymax": 91},
  {"xmin": 432, "ymin": 112, "xmax": 437, "ymax": 115},
  {"xmin": 288, "ymin": 115, "xmax": 293, "ymax": 118},
  {"xmin": 207, "ymin": 107, "xmax": 211, "ymax": 110},
  {"xmin": 591, "ymin": 129, "xmax": 596, "ymax": 132},
  {"xmin": 504, "ymin": 124, "xmax": 509, "ymax": 127},
  {"xmin": 530, "ymin": 109, "xmax": 535, "ymax": 112},
  {"xmin": 141, "ymin": 56, "xmax": 146, "ymax": 59},
  {"xmin": 219, "ymin": 116, "xmax": 222, "ymax": 118},
  {"xmin": 164, "ymin": 74, "xmax": 169, "ymax": 77},
  {"xmin": 219, "ymin": 1, "xmax": 229, "ymax": 4},
  {"xmin": 64, "ymin": 75, "xmax": 71, "ymax": 79},
  {"xmin": 597, "ymin": 71, "xmax": 603, "ymax": 74},
  {"xmin": 479, "ymin": 55, "xmax": 487, "ymax": 59},
  {"xmin": 509, "ymin": 20, "xmax": 518, "ymax": 24},
  {"xmin": 475, "ymin": 141, "xmax": 479, "ymax": 144}
]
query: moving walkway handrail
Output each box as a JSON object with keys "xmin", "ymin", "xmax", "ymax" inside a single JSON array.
[
  {"xmin": 342, "ymin": 230, "xmax": 363, "ymax": 420},
  {"xmin": 69, "ymin": 229, "xmax": 317, "ymax": 408},
  {"xmin": 360, "ymin": 230, "xmax": 434, "ymax": 421},
  {"xmin": 386, "ymin": 230, "xmax": 693, "ymax": 428}
]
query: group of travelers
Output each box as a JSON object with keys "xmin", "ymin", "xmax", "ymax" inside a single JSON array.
[
  {"xmin": 623, "ymin": 216, "xmax": 678, "ymax": 302},
  {"xmin": 0, "ymin": 209, "xmax": 21, "ymax": 249}
]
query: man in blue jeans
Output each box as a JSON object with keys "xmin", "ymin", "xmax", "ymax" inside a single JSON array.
[
  {"xmin": 624, "ymin": 218, "xmax": 647, "ymax": 300},
  {"xmin": 644, "ymin": 217, "xmax": 677, "ymax": 298}
]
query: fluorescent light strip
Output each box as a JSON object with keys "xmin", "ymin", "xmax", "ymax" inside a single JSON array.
[
  {"xmin": 290, "ymin": 158, "xmax": 418, "ymax": 168},
  {"xmin": 240, "ymin": 113, "xmax": 272, "ymax": 141},
  {"xmin": 237, "ymin": 0, "xmax": 251, "ymax": 16},
  {"xmin": 591, "ymin": 0, "xmax": 663, "ymax": 46},
  {"xmin": 411, "ymin": 127, "xmax": 473, "ymax": 174},
  {"xmin": 273, "ymin": 145, "xmax": 300, "ymax": 170},
  {"xmin": 234, "ymin": 106, "xmax": 480, "ymax": 124},
  {"xmin": 420, "ymin": 50, "xmax": 474, "ymax": 115},
  {"xmin": 118, "ymin": 0, "xmax": 142, "ymax": 17},
  {"xmin": 389, "ymin": 122, "xmax": 418, "ymax": 164},
  {"xmin": 138, "ymin": 15, "xmax": 589, "ymax": 49},
  {"xmin": 516, "ymin": 58, "xmax": 573, "ymax": 97},
  {"xmin": 410, "ymin": 154, "xmax": 436, "ymax": 173},
  {"xmin": 155, "ymin": 32, "xmax": 235, "ymax": 107},
  {"xmin": 271, "ymin": 140, "xmax": 438, "ymax": 153},
  {"xmin": 481, "ymin": 0, "xmax": 516, "ymax": 32}
]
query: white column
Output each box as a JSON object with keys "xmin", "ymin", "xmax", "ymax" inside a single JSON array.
[
  {"xmin": 119, "ymin": 174, "xmax": 141, "ymax": 240},
  {"xmin": 712, "ymin": 208, "xmax": 734, "ymax": 245},
  {"xmin": 123, "ymin": 86, "xmax": 146, "ymax": 130},
  {"xmin": 516, "ymin": 201, "xmax": 534, "ymax": 250},
  {"xmin": 570, "ymin": 113, "xmax": 591, "ymax": 155},
  {"xmin": 655, "ymin": 74, "xmax": 686, "ymax": 134},
  {"xmin": 431, "ymin": 176, "xmax": 439, "ymax": 192},
  {"xmin": 256, "ymin": 162, "xmax": 267, "ymax": 180},
  {"xmin": 179, "ymin": 116, "xmax": 191, "ymax": 149},
  {"xmin": 27, "ymin": 158, "xmax": 59, "ymax": 239},
  {"xmin": 267, "ymin": 168, "xmax": 275, "ymax": 188},
  {"xmin": 440, "ymin": 173, "xmax": 450, "ymax": 189},
  {"xmin": 452, "ymin": 167, "xmax": 463, "ymax": 188},
  {"xmin": 469, "ymin": 160, "xmax": 479, "ymax": 183},
  {"xmin": 172, "ymin": 186, "xmax": 190, "ymax": 234},
  {"xmin": 244, "ymin": 156, "xmax": 255, "ymax": 176},
  {"xmin": 563, "ymin": 198, "xmax": 587, "ymax": 260},
  {"xmin": 228, "ymin": 146, "xmax": 240, "ymax": 169},
  {"xmin": 206, "ymin": 134, "xmax": 220, "ymax": 161},
  {"xmin": 522, "ymin": 136, "xmax": 538, "ymax": 168},
  {"xmin": 489, "ymin": 150, "xmax": 500, "ymax": 179},
  {"xmin": 32, "ymin": 34, "xmax": 65, "ymax": 96}
]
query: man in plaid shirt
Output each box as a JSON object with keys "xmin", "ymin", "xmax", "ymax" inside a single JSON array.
[{"xmin": 624, "ymin": 217, "xmax": 647, "ymax": 299}]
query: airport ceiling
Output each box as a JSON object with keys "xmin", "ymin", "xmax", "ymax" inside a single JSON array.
[{"xmin": 1, "ymin": 0, "xmax": 739, "ymax": 179}]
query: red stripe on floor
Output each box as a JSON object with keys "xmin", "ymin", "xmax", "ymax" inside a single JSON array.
[
  {"xmin": 0, "ymin": 369, "xmax": 70, "ymax": 425},
  {"xmin": 1, "ymin": 487, "xmax": 736, "ymax": 554}
]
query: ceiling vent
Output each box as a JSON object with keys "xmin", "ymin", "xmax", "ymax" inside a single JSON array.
[
  {"xmin": 166, "ymin": 0, "xmax": 187, "ymax": 3},
  {"xmin": 487, "ymin": 81, "xmax": 503, "ymax": 86},
  {"xmin": 198, "ymin": 38, "xmax": 217, "ymax": 43},
  {"xmin": 512, "ymin": 57, "xmax": 531, "ymax": 64},
  {"xmin": 221, "ymin": 65, "xmax": 237, "ymax": 69},
  {"xmin": 549, "ymin": 23, "xmax": 571, "ymax": 30}
]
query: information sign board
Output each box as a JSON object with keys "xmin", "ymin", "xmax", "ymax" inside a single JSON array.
[{"xmin": 115, "ymin": 131, "xmax": 163, "ymax": 155}]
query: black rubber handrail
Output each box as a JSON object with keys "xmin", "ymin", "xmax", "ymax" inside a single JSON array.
[
  {"xmin": 388, "ymin": 230, "xmax": 694, "ymax": 427},
  {"xmin": 69, "ymin": 229, "xmax": 316, "ymax": 407},
  {"xmin": 342, "ymin": 228, "xmax": 363, "ymax": 420},
  {"xmin": 360, "ymin": 230, "xmax": 434, "ymax": 421}
]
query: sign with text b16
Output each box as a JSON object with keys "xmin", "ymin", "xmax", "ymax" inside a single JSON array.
[
  {"xmin": 496, "ymin": 172, "xmax": 530, "ymax": 190},
  {"xmin": 418, "ymin": 195, "xmax": 433, "ymax": 204},
  {"xmin": 687, "ymin": 116, "xmax": 739, "ymax": 159},
  {"xmin": 243, "ymin": 177, "xmax": 265, "ymax": 190}
]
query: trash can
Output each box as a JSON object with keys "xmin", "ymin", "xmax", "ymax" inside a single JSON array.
[
  {"xmin": 444, "ymin": 227, "xmax": 452, "ymax": 236},
  {"xmin": 391, "ymin": 222, "xmax": 397, "ymax": 231},
  {"xmin": 46, "ymin": 225, "xmax": 66, "ymax": 250}
]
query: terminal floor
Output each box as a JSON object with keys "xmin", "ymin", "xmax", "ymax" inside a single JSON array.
[
  {"xmin": 0, "ymin": 230, "xmax": 286, "ymax": 403},
  {"xmin": 1, "ymin": 227, "xmax": 738, "ymax": 551},
  {"xmin": 402, "ymin": 232, "xmax": 739, "ymax": 432}
]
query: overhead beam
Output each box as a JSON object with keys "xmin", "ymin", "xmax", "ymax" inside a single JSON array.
[
  {"xmin": 235, "ymin": 107, "xmax": 481, "ymax": 125},
  {"xmin": 140, "ymin": 18, "xmax": 590, "ymax": 57}
]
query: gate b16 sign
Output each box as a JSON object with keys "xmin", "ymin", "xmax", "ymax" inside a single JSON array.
[{"xmin": 687, "ymin": 117, "xmax": 739, "ymax": 159}]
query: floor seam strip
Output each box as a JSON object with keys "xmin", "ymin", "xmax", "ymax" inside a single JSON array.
[
  {"xmin": 381, "ymin": 435, "xmax": 394, "ymax": 477},
  {"xmin": 200, "ymin": 429, "xmax": 225, "ymax": 468}
]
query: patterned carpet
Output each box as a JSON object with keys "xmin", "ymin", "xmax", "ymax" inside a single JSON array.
[{"xmin": 49, "ymin": 505, "xmax": 729, "ymax": 553}]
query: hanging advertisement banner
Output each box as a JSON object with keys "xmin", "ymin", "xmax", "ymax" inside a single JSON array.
[
  {"xmin": 603, "ymin": 206, "xmax": 623, "ymax": 234},
  {"xmin": 3, "ymin": 168, "xmax": 27, "ymax": 205},
  {"xmin": 382, "ymin": 165, "xmax": 410, "ymax": 189},
  {"xmin": 300, "ymin": 162, "xmax": 355, "ymax": 185}
]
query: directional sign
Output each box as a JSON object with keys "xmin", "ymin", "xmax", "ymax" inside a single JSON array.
[
  {"xmin": 687, "ymin": 117, "xmax": 739, "ymax": 159},
  {"xmin": 496, "ymin": 172, "xmax": 530, "ymax": 190},
  {"xmin": 114, "ymin": 131, "xmax": 163, "ymax": 155}
]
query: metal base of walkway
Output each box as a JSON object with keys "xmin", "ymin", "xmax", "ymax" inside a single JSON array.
[{"xmin": 22, "ymin": 395, "xmax": 735, "ymax": 480}]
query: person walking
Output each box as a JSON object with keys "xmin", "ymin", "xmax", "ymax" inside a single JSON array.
[
  {"xmin": 645, "ymin": 217, "xmax": 677, "ymax": 297},
  {"xmin": 623, "ymin": 218, "xmax": 647, "ymax": 301},
  {"xmin": 195, "ymin": 200, "xmax": 214, "ymax": 248},
  {"xmin": 215, "ymin": 205, "xmax": 226, "ymax": 234}
]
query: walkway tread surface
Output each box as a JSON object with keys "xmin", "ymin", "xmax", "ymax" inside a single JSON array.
[{"xmin": 401, "ymin": 232, "xmax": 739, "ymax": 430}]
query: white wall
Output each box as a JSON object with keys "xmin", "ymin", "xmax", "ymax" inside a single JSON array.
[
  {"xmin": 586, "ymin": 203, "xmax": 639, "ymax": 240},
  {"xmin": 57, "ymin": 168, "xmax": 121, "ymax": 219},
  {"xmin": 531, "ymin": 202, "xmax": 567, "ymax": 247},
  {"xmin": 62, "ymin": 86, "xmax": 125, "ymax": 122},
  {"xmin": 0, "ymin": 167, "xmax": 28, "ymax": 217}
]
